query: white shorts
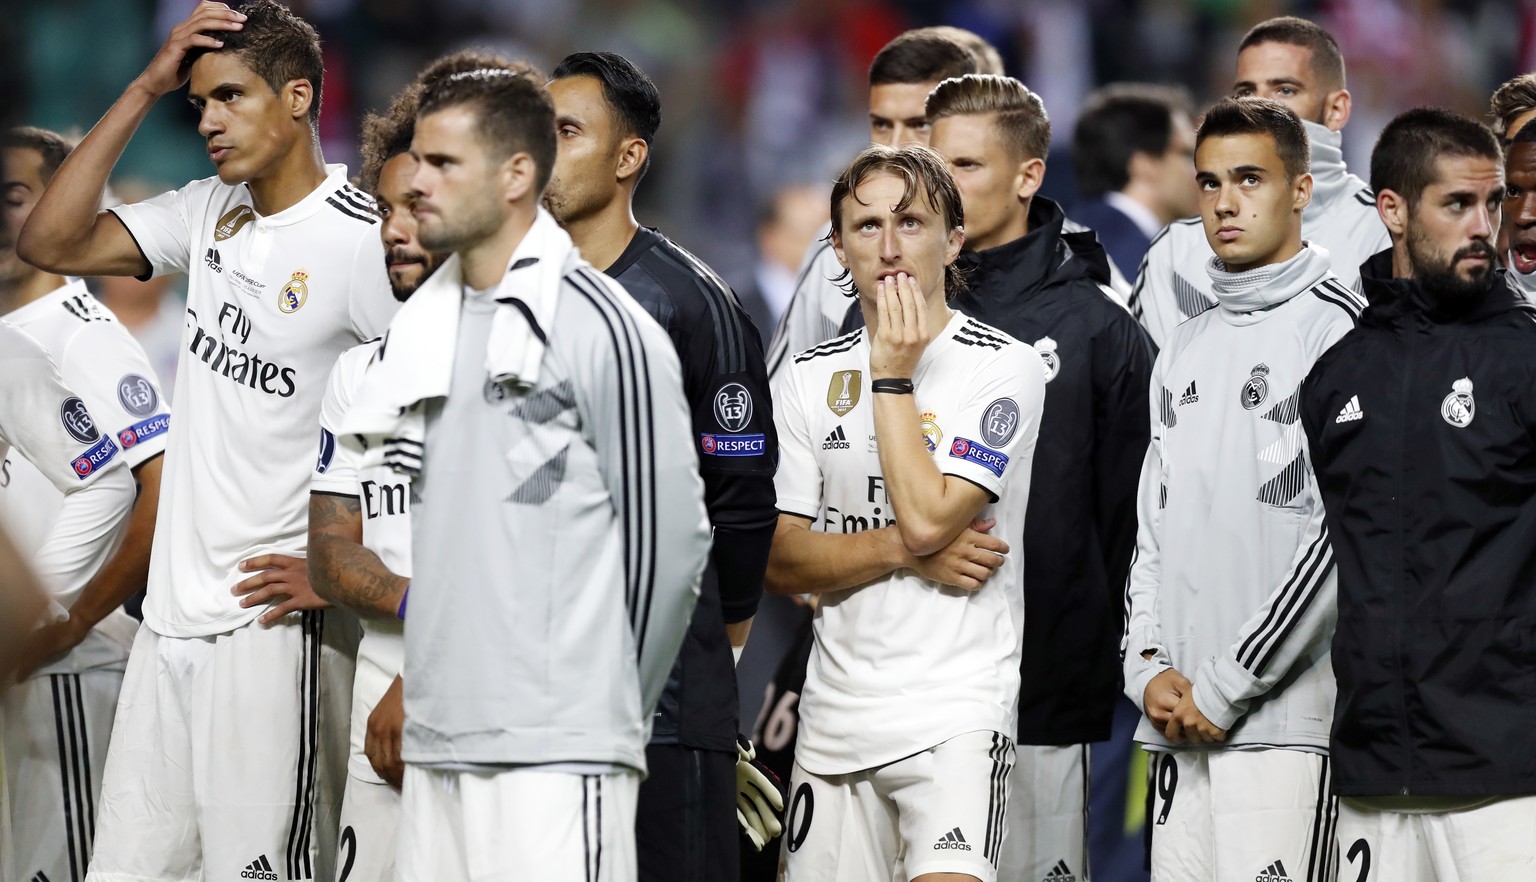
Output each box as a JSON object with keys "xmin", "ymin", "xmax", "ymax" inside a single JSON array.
[
  {"xmin": 85, "ymin": 613, "xmax": 354, "ymax": 882},
  {"xmin": 336, "ymin": 774, "xmax": 400, "ymax": 882},
  {"xmin": 1147, "ymin": 748, "xmax": 1336, "ymax": 882},
  {"xmin": 397, "ymin": 764, "xmax": 639, "ymax": 882},
  {"xmin": 1336, "ymin": 794, "xmax": 1536, "ymax": 881},
  {"xmin": 997, "ymin": 744, "xmax": 1088, "ymax": 882},
  {"xmin": 2, "ymin": 669, "xmax": 123, "ymax": 882},
  {"xmin": 781, "ymin": 730, "xmax": 1015, "ymax": 882}
]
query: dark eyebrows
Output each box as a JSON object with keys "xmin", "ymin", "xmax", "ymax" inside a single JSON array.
[
  {"xmin": 555, "ymin": 114, "xmax": 583, "ymax": 129},
  {"xmin": 190, "ymin": 81, "xmax": 246, "ymax": 101},
  {"xmin": 1234, "ymin": 164, "xmax": 1267, "ymax": 175}
]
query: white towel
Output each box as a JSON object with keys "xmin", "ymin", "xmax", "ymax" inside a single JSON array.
[{"xmin": 338, "ymin": 207, "xmax": 583, "ymax": 476}]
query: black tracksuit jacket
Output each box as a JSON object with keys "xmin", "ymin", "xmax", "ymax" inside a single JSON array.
[{"xmin": 1300, "ymin": 250, "xmax": 1536, "ymax": 796}]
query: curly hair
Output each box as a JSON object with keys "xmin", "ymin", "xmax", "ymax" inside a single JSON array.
[{"xmin": 356, "ymin": 82, "xmax": 421, "ymax": 195}]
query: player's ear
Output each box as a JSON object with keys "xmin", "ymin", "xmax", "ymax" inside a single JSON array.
[
  {"xmin": 285, "ymin": 79, "xmax": 314, "ymax": 124},
  {"xmin": 505, "ymin": 152, "xmax": 538, "ymax": 203},
  {"xmin": 945, "ymin": 224, "xmax": 965, "ymax": 265},
  {"xmin": 1015, "ymin": 156, "xmax": 1046, "ymax": 203},
  {"xmin": 615, "ymin": 136, "xmax": 648, "ymax": 185},
  {"xmin": 1322, "ymin": 88, "xmax": 1352, "ymax": 132},
  {"xmin": 829, "ymin": 227, "xmax": 849, "ymax": 270},
  {"xmin": 1377, "ymin": 188, "xmax": 1408, "ymax": 238},
  {"xmin": 1293, "ymin": 172, "xmax": 1314, "ymax": 213}
]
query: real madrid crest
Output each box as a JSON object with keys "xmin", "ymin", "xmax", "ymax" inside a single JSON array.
[
  {"xmin": 1033, "ymin": 337, "xmax": 1060, "ymax": 383},
  {"xmin": 279, "ymin": 269, "xmax": 309, "ymax": 313},
  {"xmin": 1441, "ymin": 377, "xmax": 1475, "ymax": 428},
  {"xmin": 1240, "ymin": 363, "xmax": 1270, "ymax": 410},
  {"xmin": 826, "ymin": 370, "xmax": 862, "ymax": 416},
  {"xmin": 919, "ymin": 411, "xmax": 943, "ymax": 452}
]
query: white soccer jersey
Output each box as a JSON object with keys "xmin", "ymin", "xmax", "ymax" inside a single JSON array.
[
  {"xmin": 1129, "ymin": 122, "xmax": 1391, "ymax": 347},
  {"xmin": 0, "ymin": 320, "xmax": 132, "ymax": 604},
  {"xmin": 773, "ymin": 311, "xmax": 1044, "ymax": 775},
  {"xmin": 110, "ymin": 166, "xmax": 398, "ymax": 637},
  {"xmin": 1, "ymin": 279, "xmax": 170, "ymax": 549},
  {"xmin": 312, "ymin": 339, "xmax": 410, "ymax": 784}
]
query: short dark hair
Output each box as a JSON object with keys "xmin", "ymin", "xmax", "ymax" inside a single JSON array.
[
  {"xmin": 356, "ymin": 83, "xmax": 422, "ymax": 195},
  {"xmin": 1073, "ymin": 84, "xmax": 1192, "ymax": 198},
  {"xmin": 192, "ymin": 0, "xmax": 325, "ymax": 126},
  {"xmin": 417, "ymin": 55, "xmax": 557, "ymax": 192},
  {"xmin": 869, "ymin": 32, "xmax": 979, "ymax": 87},
  {"xmin": 1490, "ymin": 73, "xmax": 1536, "ymax": 139},
  {"xmin": 1197, "ymin": 97, "xmax": 1310, "ymax": 181},
  {"xmin": 1238, "ymin": 16, "xmax": 1346, "ymax": 93},
  {"xmin": 829, "ymin": 144, "xmax": 967, "ymax": 299},
  {"xmin": 1370, "ymin": 107, "xmax": 1502, "ymax": 208},
  {"xmin": 551, "ymin": 52, "xmax": 662, "ymax": 183},
  {"xmin": 926, "ymin": 74, "xmax": 1051, "ymax": 163},
  {"xmin": 915, "ymin": 27, "xmax": 1005, "ymax": 76},
  {"xmin": 3, "ymin": 126, "xmax": 73, "ymax": 184}
]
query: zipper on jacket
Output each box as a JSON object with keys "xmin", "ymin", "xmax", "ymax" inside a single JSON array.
[{"xmin": 1392, "ymin": 327, "xmax": 1414, "ymax": 796}]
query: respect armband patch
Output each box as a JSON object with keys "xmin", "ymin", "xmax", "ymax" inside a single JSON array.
[
  {"xmin": 700, "ymin": 433, "xmax": 767, "ymax": 457},
  {"xmin": 117, "ymin": 413, "xmax": 171, "ymax": 449},
  {"xmin": 948, "ymin": 437, "xmax": 1008, "ymax": 478},
  {"xmin": 71, "ymin": 435, "xmax": 120, "ymax": 480}
]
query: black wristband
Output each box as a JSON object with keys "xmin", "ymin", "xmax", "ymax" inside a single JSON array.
[{"xmin": 871, "ymin": 378, "xmax": 914, "ymax": 395}]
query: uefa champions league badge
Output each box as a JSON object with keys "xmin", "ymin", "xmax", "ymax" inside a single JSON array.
[
  {"xmin": 1441, "ymin": 377, "xmax": 1475, "ymax": 428},
  {"xmin": 1033, "ymin": 337, "xmax": 1060, "ymax": 383},
  {"xmin": 279, "ymin": 269, "xmax": 309, "ymax": 313},
  {"xmin": 1241, "ymin": 363, "xmax": 1271, "ymax": 410}
]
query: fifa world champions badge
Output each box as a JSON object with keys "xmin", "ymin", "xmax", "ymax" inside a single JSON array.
[
  {"xmin": 279, "ymin": 269, "xmax": 309, "ymax": 313},
  {"xmin": 1441, "ymin": 377, "xmax": 1475, "ymax": 428}
]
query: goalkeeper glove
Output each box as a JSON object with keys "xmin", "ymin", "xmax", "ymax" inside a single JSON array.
[{"xmin": 736, "ymin": 736, "xmax": 785, "ymax": 851}]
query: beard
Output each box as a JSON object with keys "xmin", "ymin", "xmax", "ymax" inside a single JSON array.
[
  {"xmin": 386, "ymin": 246, "xmax": 443, "ymax": 301},
  {"xmin": 1407, "ymin": 225, "xmax": 1497, "ymax": 302},
  {"xmin": 418, "ymin": 189, "xmax": 505, "ymax": 255}
]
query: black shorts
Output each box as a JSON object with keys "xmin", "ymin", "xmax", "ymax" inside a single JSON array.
[{"xmin": 637, "ymin": 742, "xmax": 739, "ymax": 882}]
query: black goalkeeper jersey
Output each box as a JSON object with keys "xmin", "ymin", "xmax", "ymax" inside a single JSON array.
[{"xmin": 606, "ymin": 226, "xmax": 779, "ymax": 752}]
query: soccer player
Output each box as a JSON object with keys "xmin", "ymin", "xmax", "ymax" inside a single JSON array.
[
  {"xmin": 1072, "ymin": 84, "xmax": 1198, "ymax": 277},
  {"xmin": 306, "ymin": 63, "xmax": 453, "ymax": 881},
  {"xmin": 543, "ymin": 51, "xmax": 781, "ymax": 880},
  {"xmin": 1129, "ymin": 16, "xmax": 1388, "ymax": 346},
  {"xmin": 17, "ymin": 2, "xmax": 399, "ymax": 879},
  {"xmin": 0, "ymin": 320, "xmax": 138, "ymax": 882},
  {"xmin": 1490, "ymin": 72, "xmax": 1536, "ymax": 141},
  {"xmin": 767, "ymin": 144, "xmax": 1044, "ymax": 882},
  {"xmin": 1122, "ymin": 98, "xmax": 1357, "ymax": 882},
  {"xmin": 334, "ymin": 58, "xmax": 710, "ymax": 881},
  {"xmin": 1301, "ymin": 107, "xmax": 1536, "ymax": 882},
  {"xmin": 0, "ymin": 125, "xmax": 172, "ymax": 882},
  {"xmin": 765, "ymin": 28, "xmax": 998, "ymax": 378},
  {"xmin": 922, "ymin": 73, "xmax": 1157, "ymax": 882},
  {"xmin": 1492, "ymin": 73, "xmax": 1536, "ymax": 286}
]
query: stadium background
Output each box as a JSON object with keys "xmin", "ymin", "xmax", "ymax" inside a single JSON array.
[{"xmin": 3, "ymin": 0, "xmax": 1529, "ymax": 879}]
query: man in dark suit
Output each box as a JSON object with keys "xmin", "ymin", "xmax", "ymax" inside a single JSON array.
[{"xmin": 1072, "ymin": 84, "xmax": 1198, "ymax": 276}]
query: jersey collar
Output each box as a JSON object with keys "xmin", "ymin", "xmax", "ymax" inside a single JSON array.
[
  {"xmin": 247, "ymin": 164, "xmax": 350, "ymax": 229},
  {"xmin": 3, "ymin": 276, "xmax": 92, "ymax": 325}
]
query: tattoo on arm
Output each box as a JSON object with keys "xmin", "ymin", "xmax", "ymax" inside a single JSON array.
[{"xmin": 308, "ymin": 493, "xmax": 407, "ymax": 619}]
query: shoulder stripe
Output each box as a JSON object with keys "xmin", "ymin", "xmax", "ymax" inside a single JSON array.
[
  {"xmin": 1353, "ymin": 189, "xmax": 1375, "ymax": 207},
  {"xmin": 793, "ymin": 328, "xmax": 862, "ymax": 363},
  {"xmin": 1310, "ymin": 280, "xmax": 1362, "ymax": 321},
  {"xmin": 326, "ymin": 197, "xmax": 378, "ymax": 225},
  {"xmin": 336, "ymin": 188, "xmax": 377, "ymax": 214},
  {"xmin": 651, "ymin": 243, "xmax": 748, "ymax": 375},
  {"xmin": 959, "ymin": 319, "xmax": 1010, "ymax": 345},
  {"xmin": 569, "ymin": 268, "xmax": 660, "ymax": 654}
]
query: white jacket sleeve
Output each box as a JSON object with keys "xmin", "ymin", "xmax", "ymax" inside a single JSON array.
[
  {"xmin": 766, "ymin": 238, "xmax": 852, "ymax": 379},
  {"xmin": 1192, "ymin": 454, "xmax": 1337, "ymax": 731},
  {"xmin": 1122, "ymin": 359, "xmax": 1172, "ymax": 712}
]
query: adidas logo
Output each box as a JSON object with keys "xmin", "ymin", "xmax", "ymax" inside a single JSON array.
[
  {"xmin": 822, "ymin": 425, "xmax": 850, "ymax": 450},
  {"xmin": 205, "ymin": 247, "xmax": 223, "ymax": 273},
  {"xmin": 1335, "ymin": 395, "xmax": 1363, "ymax": 423},
  {"xmin": 933, "ymin": 827, "xmax": 972, "ymax": 851},
  {"xmin": 1256, "ymin": 859, "xmax": 1294, "ymax": 882},
  {"xmin": 1043, "ymin": 859, "xmax": 1079, "ymax": 881},
  {"xmin": 1179, "ymin": 381, "xmax": 1199, "ymax": 405},
  {"xmin": 241, "ymin": 855, "xmax": 278, "ymax": 880}
]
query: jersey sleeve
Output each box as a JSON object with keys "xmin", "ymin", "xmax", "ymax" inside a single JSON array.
[
  {"xmin": 311, "ymin": 348, "xmax": 364, "ymax": 497},
  {"xmin": 1122, "ymin": 355, "xmax": 1172, "ymax": 712},
  {"xmin": 1191, "ymin": 444, "xmax": 1337, "ymax": 730},
  {"xmin": 770, "ymin": 364, "xmax": 821, "ymax": 520},
  {"xmin": 108, "ymin": 184, "xmax": 196, "ymax": 278},
  {"xmin": 1128, "ymin": 229, "xmax": 1199, "ymax": 349},
  {"xmin": 576, "ymin": 277, "xmax": 710, "ymax": 717},
  {"xmin": 766, "ymin": 240, "xmax": 851, "ymax": 379},
  {"xmin": 936, "ymin": 342, "xmax": 1045, "ymax": 500},
  {"xmin": 347, "ymin": 233, "xmax": 400, "ymax": 341},
  {"xmin": 56, "ymin": 317, "xmax": 171, "ymax": 470}
]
